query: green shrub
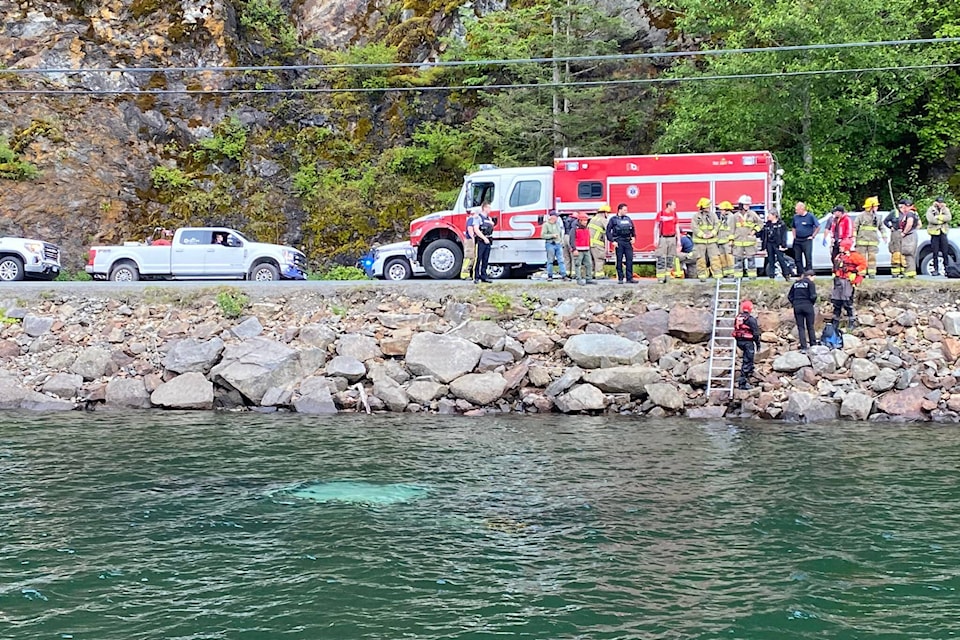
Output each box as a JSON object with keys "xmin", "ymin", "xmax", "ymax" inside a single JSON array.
[
  {"xmin": 309, "ymin": 265, "xmax": 369, "ymax": 280},
  {"xmin": 194, "ymin": 116, "xmax": 247, "ymax": 163},
  {"xmin": 54, "ymin": 269, "xmax": 93, "ymax": 281},
  {"xmin": 150, "ymin": 165, "xmax": 193, "ymax": 191},
  {"xmin": 216, "ymin": 289, "xmax": 250, "ymax": 318},
  {"xmin": 0, "ymin": 137, "xmax": 39, "ymax": 180}
]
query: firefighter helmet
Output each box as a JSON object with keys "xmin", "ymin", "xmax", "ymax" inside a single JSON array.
[
  {"xmin": 737, "ymin": 195, "xmax": 753, "ymax": 206},
  {"xmin": 718, "ymin": 200, "xmax": 734, "ymax": 211},
  {"xmin": 597, "ymin": 203, "xmax": 611, "ymax": 213},
  {"xmin": 696, "ymin": 197, "xmax": 712, "ymax": 209},
  {"xmin": 840, "ymin": 238, "xmax": 854, "ymax": 251},
  {"xmin": 740, "ymin": 300, "xmax": 754, "ymax": 313},
  {"xmin": 863, "ymin": 196, "xmax": 880, "ymax": 209}
]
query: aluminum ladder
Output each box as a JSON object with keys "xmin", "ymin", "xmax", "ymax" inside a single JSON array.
[{"xmin": 706, "ymin": 278, "xmax": 742, "ymax": 399}]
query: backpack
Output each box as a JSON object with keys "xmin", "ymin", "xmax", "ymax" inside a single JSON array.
[
  {"xmin": 946, "ymin": 263, "xmax": 960, "ymax": 279},
  {"xmin": 821, "ymin": 323, "xmax": 844, "ymax": 349}
]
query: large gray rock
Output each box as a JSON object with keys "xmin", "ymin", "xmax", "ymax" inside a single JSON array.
[
  {"xmin": 582, "ymin": 366, "xmax": 660, "ymax": 394},
  {"xmin": 783, "ymin": 392, "xmax": 839, "ymax": 423},
  {"xmin": 162, "ymin": 337, "xmax": 225, "ymax": 374},
  {"xmin": 379, "ymin": 313, "xmax": 440, "ymax": 330},
  {"xmin": 366, "ymin": 360, "xmax": 410, "ymax": 384},
  {"xmin": 668, "ymin": 306, "xmax": 713, "ymax": 343},
  {"xmin": 337, "ymin": 334, "xmax": 382, "ymax": 362},
  {"xmin": 374, "ymin": 376, "xmax": 410, "ymax": 412},
  {"xmin": 685, "ymin": 362, "xmax": 710, "ymax": 386},
  {"xmin": 646, "ymin": 382, "xmax": 684, "ymax": 410},
  {"xmin": 943, "ymin": 312, "xmax": 960, "ymax": 336},
  {"xmin": 151, "ymin": 373, "xmax": 214, "ymax": 410},
  {"xmin": 554, "ymin": 383, "xmax": 606, "ymax": 413},
  {"xmin": 545, "ymin": 367, "xmax": 583, "ymax": 397},
  {"xmin": 553, "ymin": 298, "xmax": 588, "ymax": 321},
  {"xmin": 451, "ymin": 320, "xmax": 506, "ymax": 348},
  {"xmin": 70, "ymin": 347, "xmax": 113, "ymax": 380},
  {"xmin": 299, "ymin": 324, "xmax": 337, "ymax": 349},
  {"xmin": 477, "ymin": 350, "xmax": 515, "ymax": 372},
  {"xmin": 293, "ymin": 376, "xmax": 338, "ymax": 414},
  {"xmin": 871, "ymin": 368, "xmax": 899, "ymax": 393},
  {"xmin": 773, "ymin": 351, "xmax": 811, "ymax": 373},
  {"xmin": 406, "ymin": 333, "xmax": 482, "ymax": 383},
  {"xmin": 210, "ymin": 338, "xmax": 304, "ymax": 404},
  {"xmin": 563, "ymin": 334, "xmax": 647, "ymax": 369},
  {"xmin": 42, "ymin": 373, "xmax": 83, "ymax": 399},
  {"xmin": 105, "ymin": 378, "xmax": 152, "ymax": 409},
  {"xmin": 840, "ymin": 392, "xmax": 874, "ymax": 420},
  {"xmin": 850, "ymin": 358, "xmax": 880, "ymax": 381},
  {"xmin": 231, "ymin": 316, "xmax": 263, "ymax": 339},
  {"xmin": 449, "ymin": 372, "xmax": 507, "ymax": 406},
  {"xmin": 647, "ymin": 334, "xmax": 676, "ymax": 362},
  {"xmin": 23, "ymin": 314, "xmax": 54, "ymax": 337},
  {"xmin": 808, "ymin": 346, "xmax": 837, "ymax": 375},
  {"xmin": 620, "ymin": 309, "xmax": 670, "ymax": 340},
  {"xmin": 0, "ymin": 378, "xmax": 73, "ymax": 411},
  {"xmin": 326, "ymin": 355, "xmax": 366, "ymax": 382},
  {"xmin": 406, "ymin": 380, "xmax": 446, "ymax": 404}
]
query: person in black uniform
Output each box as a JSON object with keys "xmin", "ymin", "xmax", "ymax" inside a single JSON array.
[
  {"xmin": 471, "ymin": 202, "xmax": 494, "ymax": 283},
  {"xmin": 788, "ymin": 270, "xmax": 818, "ymax": 352},
  {"xmin": 761, "ymin": 210, "xmax": 793, "ymax": 279},
  {"xmin": 733, "ymin": 300, "xmax": 762, "ymax": 390},
  {"xmin": 606, "ymin": 203, "xmax": 636, "ymax": 283}
]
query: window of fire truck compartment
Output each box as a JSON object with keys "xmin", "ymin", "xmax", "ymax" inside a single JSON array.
[
  {"xmin": 577, "ymin": 182, "xmax": 603, "ymax": 199},
  {"xmin": 467, "ymin": 182, "xmax": 495, "ymax": 209},
  {"xmin": 509, "ymin": 180, "xmax": 542, "ymax": 208}
]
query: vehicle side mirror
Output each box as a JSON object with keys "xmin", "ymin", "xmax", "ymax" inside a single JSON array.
[
  {"xmin": 491, "ymin": 217, "xmax": 498, "ymax": 226},
  {"xmin": 226, "ymin": 235, "xmax": 240, "ymax": 247},
  {"xmin": 537, "ymin": 214, "xmax": 544, "ymax": 225}
]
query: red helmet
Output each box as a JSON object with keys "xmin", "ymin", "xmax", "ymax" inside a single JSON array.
[
  {"xmin": 840, "ymin": 238, "xmax": 854, "ymax": 251},
  {"xmin": 740, "ymin": 300, "xmax": 754, "ymax": 313}
]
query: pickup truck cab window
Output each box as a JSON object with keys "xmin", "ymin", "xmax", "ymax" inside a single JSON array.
[{"xmin": 179, "ymin": 230, "xmax": 207, "ymax": 245}]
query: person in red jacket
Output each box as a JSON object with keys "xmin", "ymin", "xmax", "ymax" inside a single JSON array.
[
  {"xmin": 733, "ymin": 300, "xmax": 762, "ymax": 390},
  {"xmin": 654, "ymin": 200, "xmax": 679, "ymax": 283},
  {"xmin": 831, "ymin": 237, "xmax": 867, "ymax": 330},
  {"xmin": 824, "ymin": 205, "xmax": 853, "ymax": 263},
  {"xmin": 569, "ymin": 212, "xmax": 596, "ymax": 285}
]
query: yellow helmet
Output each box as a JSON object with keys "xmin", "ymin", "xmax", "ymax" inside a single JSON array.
[
  {"xmin": 697, "ymin": 197, "xmax": 712, "ymax": 209},
  {"xmin": 863, "ymin": 196, "xmax": 880, "ymax": 209},
  {"xmin": 718, "ymin": 200, "xmax": 734, "ymax": 211},
  {"xmin": 597, "ymin": 203, "xmax": 611, "ymax": 213}
]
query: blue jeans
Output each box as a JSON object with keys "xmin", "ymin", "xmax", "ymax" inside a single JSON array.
[{"xmin": 545, "ymin": 241, "xmax": 567, "ymax": 277}]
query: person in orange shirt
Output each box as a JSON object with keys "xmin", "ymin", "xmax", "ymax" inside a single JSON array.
[{"xmin": 830, "ymin": 237, "xmax": 867, "ymax": 330}]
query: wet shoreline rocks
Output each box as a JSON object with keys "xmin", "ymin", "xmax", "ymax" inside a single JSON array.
[{"xmin": 2, "ymin": 282, "xmax": 960, "ymax": 423}]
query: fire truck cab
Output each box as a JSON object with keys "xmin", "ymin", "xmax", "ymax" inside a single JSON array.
[{"xmin": 408, "ymin": 152, "xmax": 782, "ymax": 280}]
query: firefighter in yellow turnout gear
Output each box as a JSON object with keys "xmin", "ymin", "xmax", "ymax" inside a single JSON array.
[
  {"xmin": 588, "ymin": 204, "xmax": 610, "ymax": 277},
  {"xmin": 716, "ymin": 201, "xmax": 736, "ymax": 278},
  {"xmin": 693, "ymin": 197, "xmax": 721, "ymax": 280},
  {"xmin": 854, "ymin": 196, "xmax": 882, "ymax": 277},
  {"xmin": 732, "ymin": 195, "xmax": 762, "ymax": 279}
]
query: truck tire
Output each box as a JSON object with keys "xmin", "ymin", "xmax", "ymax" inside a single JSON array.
[
  {"xmin": 249, "ymin": 262, "xmax": 280, "ymax": 281},
  {"xmin": 0, "ymin": 256, "xmax": 24, "ymax": 281},
  {"xmin": 383, "ymin": 257, "xmax": 412, "ymax": 281},
  {"xmin": 486, "ymin": 264, "xmax": 512, "ymax": 280},
  {"xmin": 422, "ymin": 239, "xmax": 462, "ymax": 280},
  {"xmin": 110, "ymin": 261, "xmax": 140, "ymax": 282}
]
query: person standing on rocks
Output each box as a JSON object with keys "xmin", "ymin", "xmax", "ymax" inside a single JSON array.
[
  {"xmin": 461, "ymin": 207, "xmax": 477, "ymax": 280},
  {"xmin": 606, "ymin": 203, "xmax": 636, "ymax": 283},
  {"xmin": 831, "ymin": 237, "xmax": 866, "ymax": 330},
  {"xmin": 588, "ymin": 204, "xmax": 611, "ymax": 278},
  {"xmin": 654, "ymin": 200, "xmax": 679, "ymax": 283},
  {"xmin": 569, "ymin": 212, "xmax": 596, "ymax": 285},
  {"xmin": 926, "ymin": 196, "xmax": 952, "ymax": 276},
  {"xmin": 733, "ymin": 299, "xmax": 761, "ymax": 390},
  {"xmin": 788, "ymin": 270, "xmax": 818, "ymax": 352},
  {"xmin": 882, "ymin": 203, "xmax": 903, "ymax": 277},
  {"xmin": 899, "ymin": 198, "xmax": 920, "ymax": 278},
  {"xmin": 732, "ymin": 196, "xmax": 762, "ymax": 279},
  {"xmin": 471, "ymin": 202, "xmax": 494, "ymax": 283},
  {"xmin": 854, "ymin": 196, "xmax": 882, "ymax": 278},
  {"xmin": 791, "ymin": 201, "xmax": 819, "ymax": 273},
  {"xmin": 540, "ymin": 210, "xmax": 567, "ymax": 280},
  {"xmin": 692, "ymin": 197, "xmax": 720, "ymax": 281}
]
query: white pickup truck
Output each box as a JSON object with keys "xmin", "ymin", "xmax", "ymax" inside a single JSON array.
[
  {"xmin": 0, "ymin": 237, "xmax": 61, "ymax": 281},
  {"xmin": 85, "ymin": 227, "xmax": 307, "ymax": 281}
]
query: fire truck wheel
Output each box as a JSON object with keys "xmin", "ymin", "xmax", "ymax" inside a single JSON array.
[
  {"xmin": 423, "ymin": 239, "xmax": 462, "ymax": 279},
  {"xmin": 486, "ymin": 264, "xmax": 512, "ymax": 280}
]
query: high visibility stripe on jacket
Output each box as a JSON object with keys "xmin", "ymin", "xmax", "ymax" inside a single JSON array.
[
  {"xmin": 855, "ymin": 212, "xmax": 880, "ymax": 246},
  {"xmin": 693, "ymin": 211, "xmax": 718, "ymax": 244},
  {"xmin": 927, "ymin": 205, "xmax": 951, "ymax": 235},
  {"xmin": 732, "ymin": 212, "xmax": 761, "ymax": 247},
  {"xmin": 587, "ymin": 218, "xmax": 607, "ymax": 248}
]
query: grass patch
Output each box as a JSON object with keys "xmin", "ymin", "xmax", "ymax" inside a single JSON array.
[{"xmin": 216, "ymin": 288, "xmax": 250, "ymax": 318}]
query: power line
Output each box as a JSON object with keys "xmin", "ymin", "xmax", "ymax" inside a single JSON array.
[
  {"xmin": 1, "ymin": 62, "xmax": 957, "ymax": 96},
  {"xmin": 1, "ymin": 37, "xmax": 959, "ymax": 75}
]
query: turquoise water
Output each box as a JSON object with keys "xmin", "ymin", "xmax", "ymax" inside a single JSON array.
[{"xmin": 2, "ymin": 412, "xmax": 959, "ymax": 639}]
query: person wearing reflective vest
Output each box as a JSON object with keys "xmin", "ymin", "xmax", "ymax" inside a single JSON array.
[
  {"xmin": 882, "ymin": 205, "xmax": 903, "ymax": 277},
  {"xmin": 854, "ymin": 196, "xmax": 882, "ymax": 278},
  {"xmin": 831, "ymin": 237, "xmax": 866, "ymax": 329},
  {"xmin": 569, "ymin": 212, "xmax": 596, "ymax": 285},
  {"xmin": 715, "ymin": 201, "xmax": 736, "ymax": 278},
  {"xmin": 926, "ymin": 196, "xmax": 952, "ymax": 276},
  {"xmin": 588, "ymin": 204, "xmax": 611, "ymax": 278},
  {"xmin": 692, "ymin": 197, "xmax": 720, "ymax": 281},
  {"xmin": 732, "ymin": 195, "xmax": 762, "ymax": 279},
  {"xmin": 899, "ymin": 198, "xmax": 920, "ymax": 278},
  {"xmin": 460, "ymin": 208, "xmax": 477, "ymax": 279},
  {"xmin": 733, "ymin": 300, "xmax": 761, "ymax": 390},
  {"xmin": 654, "ymin": 200, "xmax": 679, "ymax": 283}
]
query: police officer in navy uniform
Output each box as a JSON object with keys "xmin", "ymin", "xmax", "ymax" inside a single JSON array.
[
  {"xmin": 470, "ymin": 202, "xmax": 494, "ymax": 283},
  {"xmin": 788, "ymin": 270, "xmax": 818, "ymax": 352},
  {"xmin": 733, "ymin": 300, "xmax": 761, "ymax": 390},
  {"xmin": 606, "ymin": 203, "xmax": 636, "ymax": 283}
]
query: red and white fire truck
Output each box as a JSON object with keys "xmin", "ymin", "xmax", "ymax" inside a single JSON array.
[{"xmin": 407, "ymin": 151, "xmax": 783, "ymax": 279}]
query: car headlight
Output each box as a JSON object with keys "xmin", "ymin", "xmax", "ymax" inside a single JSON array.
[
  {"xmin": 24, "ymin": 242, "xmax": 43, "ymax": 254},
  {"xmin": 282, "ymin": 249, "xmax": 296, "ymax": 262}
]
